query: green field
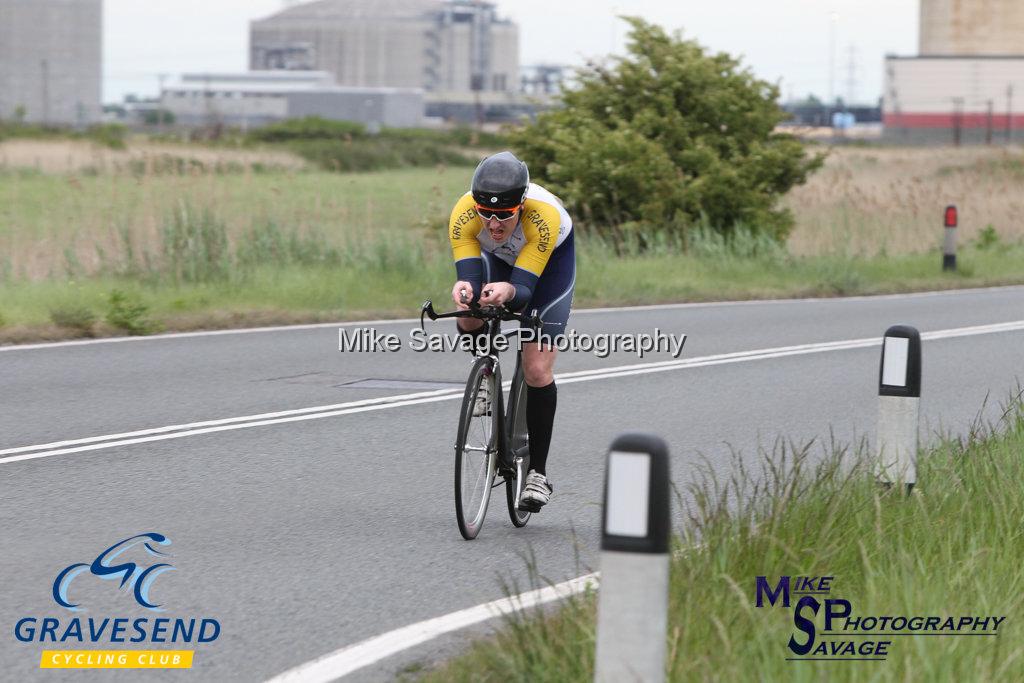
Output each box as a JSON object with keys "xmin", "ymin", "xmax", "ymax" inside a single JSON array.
[
  {"xmin": 2, "ymin": 141, "xmax": 1024, "ymax": 343},
  {"xmin": 419, "ymin": 398, "xmax": 1024, "ymax": 682}
]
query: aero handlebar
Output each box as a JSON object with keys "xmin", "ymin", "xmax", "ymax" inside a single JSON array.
[{"xmin": 420, "ymin": 300, "xmax": 542, "ymax": 332}]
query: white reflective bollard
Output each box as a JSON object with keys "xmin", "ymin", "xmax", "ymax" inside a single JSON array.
[
  {"xmin": 595, "ymin": 433, "xmax": 670, "ymax": 683},
  {"xmin": 876, "ymin": 326, "xmax": 922, "ymax": 494}
]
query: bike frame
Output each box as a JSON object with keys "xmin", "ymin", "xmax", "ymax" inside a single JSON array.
[{"xmin": 420, "ymin": 299, "xmax": 537, "ymax": 476}]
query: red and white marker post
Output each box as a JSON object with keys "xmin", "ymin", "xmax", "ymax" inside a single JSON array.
[{"xmin": 943, "ymin": 205, "xmax": 958, "ymax": 272}]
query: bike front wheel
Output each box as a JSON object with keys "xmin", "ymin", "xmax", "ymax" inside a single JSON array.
[{"xmin": 455, "ymin": 356, "xmax": 500, "ymax": 540}]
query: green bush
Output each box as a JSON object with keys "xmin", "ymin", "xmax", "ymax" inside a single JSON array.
[
  {"xmin": 105, "ymin": 290, "xmax": 155, "ymax": 335},
  {"xmin": 0, "ymin": 121, "xmax": 61, "ymax": 142},
  {"xmin": 288, "ymin": 137, "xmax": 473, "ymax": 172},
  {"xmin": 509, "ymin": 17, "xmax": 823, "ymax": 247},
  {"xmin": 141, "ymin": 109, "xmax": 176, "ymax": 127},
  {"xmin": 248, "ymin": 116, "xmax": 366, "ymax": 143},
  {"xmin": 974, "ymin": 224, "xmax": 1001, "ymax": 250},
  {"xmin": 378, "ymin": 125, "xmax": 508, "ymax": 148},
  {"xmin": 85, "ymin": 123, "xmax": 128, "ymax": 150},
  {"xmin": 0, "ymin": 120, "xmax": 127, "ymax": 149},
  {"xmin": 49, "ymin": 305, "xmax": 97, "ymax": 334},
  {"xmin": 246, "ymin": 117, "xmax": 483, "ymax": 171}
]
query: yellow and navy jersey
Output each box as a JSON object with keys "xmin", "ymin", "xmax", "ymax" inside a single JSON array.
[{"xmin": 448, "ymin": 183, "xmax": 573, "ymax": 307}]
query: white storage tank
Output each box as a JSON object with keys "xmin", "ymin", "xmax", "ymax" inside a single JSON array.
[{"xmin": 920, "ymin": 0, "xmax": 1024, "ymax": 56}]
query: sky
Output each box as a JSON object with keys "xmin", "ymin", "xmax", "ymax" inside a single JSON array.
[{"xmin": 104, "ymin": 0, "xmax": 920, "ymax": 105}]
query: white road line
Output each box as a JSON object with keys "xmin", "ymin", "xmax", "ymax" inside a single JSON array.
[
  {"xmin": 261, "ymin": 319, "xmax": 1024, "ymax": 683},
  {"xmin": 264, "ymin": 573, "xmax": 599, "ymax": 683},
  {"xmin": 0, "ymin": 387, "xmax": 465, "ymax": 457},
  {"xmin": 0, "ymin": 319, "xmax": 416, "ymax": 353},
  {"xmin": 3, "ymin": 319, "xmax": 1023, "ymax": 466},
  {"xmin": 3, "ymin": 285, "xmax": 1022, "ymax": 353}
]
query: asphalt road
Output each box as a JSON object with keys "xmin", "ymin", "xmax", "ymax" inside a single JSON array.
[{"xmin": 1, "ymin": 286, "xmax": 1022, "ymax": 681}]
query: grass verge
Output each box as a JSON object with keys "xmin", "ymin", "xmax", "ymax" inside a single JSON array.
[
  {"xmin": 3, "ymin": 146, "xmax": 1024, "ymax": 345},
  {"xmin": 418, "ymin": 398, "xmax": 1024, "ymax": 682},
  {"xmin": 2, "ymin": 241, "xmax": 1024, "ymax": 344}
]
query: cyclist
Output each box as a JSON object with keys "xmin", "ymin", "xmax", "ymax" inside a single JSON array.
[{"xmin": 448, "ymin": 151, "xmax": 575, "ymax": 512}]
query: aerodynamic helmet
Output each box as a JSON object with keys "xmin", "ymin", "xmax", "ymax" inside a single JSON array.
[{"xmin": 471, "ymin": 151, "xmax": 529, "ymax": 210}]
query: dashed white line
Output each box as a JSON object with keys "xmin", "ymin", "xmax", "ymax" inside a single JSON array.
[{"xmin": 3, "ymin": 319, "xmax": 1023, "ymax": 466}]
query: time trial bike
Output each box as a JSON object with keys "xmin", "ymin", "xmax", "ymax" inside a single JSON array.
[{"xmin": 420, "ymin": 299, "xmax": 541, "ymax": 540}]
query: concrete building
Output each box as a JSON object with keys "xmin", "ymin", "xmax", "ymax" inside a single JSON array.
[
  {"xmin": 250, "ymin": 0, "xmax": 522, "ymax": 121},
  {"xmin": 0, "ymin": 0, "xmax": 103, "ymax": 126},
  {"xmin": 160, "ymin": 72, "xmax": 424, "ymax": 129},
  {"xmin": 884, "ymin": 0, "xmax": 1024, "ymax": 143}
]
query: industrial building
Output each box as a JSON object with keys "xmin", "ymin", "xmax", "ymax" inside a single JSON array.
[
  {"xmin": 159, "ymin": 72, "xmax": 424, "ymax": 129},
  {"xmin": 250, "ymin": 0, "xmax": 528, "ymax": 122},
  {"xmin": 0, "ymin": 0, "xmax": 103, "ymax": 126},
  {"xmin": 884, "ymin": 0, "xmax": 1024, "ymax": 143}
]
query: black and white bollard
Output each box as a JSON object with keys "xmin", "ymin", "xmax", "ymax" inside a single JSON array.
[
  {"xmin": 876, "ymin": 325, "xmax": 922, "ymax": 494},
  {"xmin": 943, "ymin": 205, "xmax": 958, "ymax": 272},
  {"xmin": 595, "ymin": 433, "xmax": 670, "ymax": 683}
]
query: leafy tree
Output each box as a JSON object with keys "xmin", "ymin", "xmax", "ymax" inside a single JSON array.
[
  {"xmin": 142, "ymin": 109, "xmax": 176, "ymax": 126},
  {"xmin": 509, "ymin": 17, "xmax": 823, "ymax": 248}
]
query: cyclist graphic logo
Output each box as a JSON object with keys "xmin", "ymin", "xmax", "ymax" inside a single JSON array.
[{"xmin": 52, "ymin": 533, "xmax": 174, "ymax": 613}]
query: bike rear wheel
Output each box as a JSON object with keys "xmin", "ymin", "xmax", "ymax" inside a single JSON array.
[
  {"xmin": 455, "ymin": 356, "xmax": 500, "ymax": 540},
  {"xmin": 505, "ymin": 357, "xmax": 531, "ymax": 527}
]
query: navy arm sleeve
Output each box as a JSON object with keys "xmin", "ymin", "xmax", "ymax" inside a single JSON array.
[
  {"xmin": 508, "ymin": 267, "xmax": 539, "ymax": 310},
  {"xmin": 455, "ymin": 257, "xmax": 484, "ymax": 303}
]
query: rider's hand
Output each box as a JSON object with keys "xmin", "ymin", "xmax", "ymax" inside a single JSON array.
[
  {"xmin": 451, "ymin": 281, "xmax": 474, "ymax": 310},
  {"xmin": 479, "ymin": 282, "xmax": 516, "ymax": 307}
]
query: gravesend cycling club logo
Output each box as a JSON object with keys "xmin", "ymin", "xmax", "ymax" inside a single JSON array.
[
  {"xmin": 13, "ymin": 532, "xmax": 221, "ymax": 670},
  {"xmin": 53, "ymin": 533, "xmax": 174, "ymax": 612},
  {"xmin": 755, "ymin": 574, "xmax": 1007, "ymax": 661}
]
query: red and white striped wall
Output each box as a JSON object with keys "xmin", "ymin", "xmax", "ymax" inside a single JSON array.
[{"xmin": 883, "ymin": 56, "xmax": 1024, "ymax": 138}]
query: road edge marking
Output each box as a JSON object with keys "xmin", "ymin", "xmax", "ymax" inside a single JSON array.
[{"xmin": 264, "ymin": 573, "xmax": 599, "ymax": 683}]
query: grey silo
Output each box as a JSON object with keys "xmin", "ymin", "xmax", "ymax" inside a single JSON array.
[
  {"xmin": 0, "ymin": 0, "xmax": 103, "ymax": 126},
  {"xmin": 250, "ymin": 0, "xmax": 518, "ymax": 95}
]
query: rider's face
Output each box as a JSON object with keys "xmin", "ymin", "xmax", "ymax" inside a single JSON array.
[{"xmin": 481, "ymin": 207, "xmax": 520, "ymax": 242}]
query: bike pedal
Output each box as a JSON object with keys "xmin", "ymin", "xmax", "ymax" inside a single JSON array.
[{"xmin": 517, "ymin": 501, "xmax": 542, "ymax": 513}]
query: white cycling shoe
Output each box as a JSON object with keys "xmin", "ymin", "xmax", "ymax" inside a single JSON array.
[{"xmin": 518, "ymin": 470, "xmax": 553, "ymax": 512}]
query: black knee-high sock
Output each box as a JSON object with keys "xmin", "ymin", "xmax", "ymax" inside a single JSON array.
[
  {"xmin": 526, "ymin": 381, "xmax": 557, "ymax": 476},
  {"xmin": 456, "ymin": 322, "xmax": 487, "ymax": 356}
]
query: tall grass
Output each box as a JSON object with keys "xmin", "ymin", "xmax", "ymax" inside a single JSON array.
[
  {"xmin": 0, "ymin": 164, "xmax": 468, "ymax": 280},
  {"xmin": 421, "ymin": 396, "xmax": 1024, "ymax": 682},
  {"xmin": 785, "ymin": 146, "xmax": 1024, "ymax": 256},
  {"xmin": 3, "ymin": 210, "xmax": 1024, "ymax": 336},
  {"xmin": 2, "ymin": 141, "xmax": 1024, "ymax": 341},
  {"xmin": 73, "ymin": 200, "xmax": 441, "ymax": 286}
]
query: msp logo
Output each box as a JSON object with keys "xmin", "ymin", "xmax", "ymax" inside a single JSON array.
[
  {"xmin": 53, "ymin": 533, "xmax": 175, "ymax": 612},
  {"xmin": 13, "ymin": 532, "xmax": 221, "ymax": 670},
  {"xmin": 755, "ymin": 574, "xmax": 1007, "ymax": 661}
]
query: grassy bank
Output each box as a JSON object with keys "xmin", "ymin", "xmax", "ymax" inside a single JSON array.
[
  {"xmin": 3, "ymin": 243, "xmax": 1024, "ymax": 343},
  {"xmin": 0, "ymin": 165, "xmax": 467, "ymax": 280},
  {"xmin": 420, "ymin": 399, "xmax": 1024, "ymax": 682},
  {"xmin": 2, "ymin": 142, "xmax": 1024, "ymax": 343}
]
